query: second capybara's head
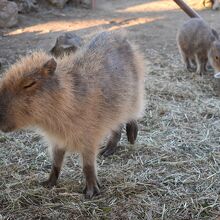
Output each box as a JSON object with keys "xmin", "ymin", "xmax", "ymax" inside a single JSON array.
[
  {"xmin": 209, "ymin": 41, "xmax": 220, "ymax": 73},
  {"xmin": 50, "ymin": 33, "xmax": 83, "ymax": 58}
]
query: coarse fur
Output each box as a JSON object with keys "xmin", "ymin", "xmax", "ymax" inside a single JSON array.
[
  {"xmin": 50, "ymin": 33, "xmax": 84, "ymax": 58},
  {"xmin": 0, "ymin": 30, "xmax": 145, "ymax": 198},
  {"xmin": 177, "ymin": 18, "xmax": 220, "ymax": 75}
]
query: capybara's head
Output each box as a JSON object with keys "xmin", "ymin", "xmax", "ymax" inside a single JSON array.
[
  {"xmin": 0, "ymin": 51, "xmax": 58, "ymax": 132},
  {"xmin": 50, "ymin": 33, "xmax": 83, "ymax": 57},
  {"xmin": 209, "ymin": 41, "xmax": 220, "ymax": 73}
]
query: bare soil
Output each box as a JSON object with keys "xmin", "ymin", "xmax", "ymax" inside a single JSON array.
[{"xmin": 1, "ymin": 0, "xmax": 220, "ymax": 219}]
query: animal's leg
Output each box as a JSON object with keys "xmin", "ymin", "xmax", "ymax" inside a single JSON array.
[
  {"xmin": 100, "ymin": 125, "xmax": 123, "ymax": 157},
  {"xmin": 189, "ymin": 58, "xmax": 197, "ymax": 71},
  {"xmin": 196, "ymin": 54, "xmax": 208, "ymax": 75},
  {"xmin": 126, "ymin": 120, "xmax": 138, "ymax": 144},
  {"xmin": 41, "ymin": 147, "xmax": 65, "ymax": 188},
  {"xmin": 180, "ymin": 50, "xmax": 195, "ymax": 72},
  {"xmin": 82, "ymin": 150, "xmax": 100, "ymax": 199}
]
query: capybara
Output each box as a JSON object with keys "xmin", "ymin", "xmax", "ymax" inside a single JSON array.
[
  {"xmin": 177, "ymin": 18, "xmax": 220, "ymax": 75},
  {"xmin": 0, "ymin": 30, "xmax": 145, "ymax": 198},
  {"xmin": 50, "ymin": 33, "xmax": 84, "ymax": 57}
]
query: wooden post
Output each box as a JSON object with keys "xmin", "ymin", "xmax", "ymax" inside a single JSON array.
[{"xmin": 173, "ymin": 0, "xmax": 202, "ymax": 19}]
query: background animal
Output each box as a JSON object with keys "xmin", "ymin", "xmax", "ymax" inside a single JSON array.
[
  {"xmin": 50, "ymin": 33, "xmax": 84, "ymax": 57},
  {"xmin": 174, "ymin": 0, "xmax": 220, "ymax": 75},
  {"xmin": 177, "ymin": 18, "xmax": 220, "ymax": 75}
]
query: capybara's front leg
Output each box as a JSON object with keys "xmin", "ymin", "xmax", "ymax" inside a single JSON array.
[
  {"xmin": 41, "ymin": 147, "xmax": 65, "ymax": 188},
  {"xmin": 82, "ymin": 151, "xmax": 100, "ymax": 199}
]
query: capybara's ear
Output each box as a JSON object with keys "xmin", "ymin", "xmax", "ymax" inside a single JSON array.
[{"xmin": 40, "ymin": 58, "xmax": 57, "ymax": 77}]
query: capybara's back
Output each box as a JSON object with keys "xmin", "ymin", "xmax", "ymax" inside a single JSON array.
[
  {"xmin": 80, "ymin": 31, "xmax": 144, "ymax": 127},
  {"xmin": 0, "ymin": 30, "xmax": 145, "ymax": 198}
]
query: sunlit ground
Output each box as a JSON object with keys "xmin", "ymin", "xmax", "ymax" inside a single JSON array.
[
  {"xmin": 117, "ymin": 0, "xmax": 205, "ymax": 13},
  {"xmin": 6, "ymin": 0, "xmax": 206, "ymax": 37}
]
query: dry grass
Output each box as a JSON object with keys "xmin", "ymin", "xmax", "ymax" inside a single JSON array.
[
  {"xmin": 1, "ymin": 0, "xmax": 220, "ymax": 219},
  {"xmin": 1, "ymin": 48, "xmax": 220, "ymax": 220}
]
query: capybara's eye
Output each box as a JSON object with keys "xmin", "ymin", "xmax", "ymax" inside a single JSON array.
[
  {"xmin": 216, "ymin": 56, "xmax": 219, "ymax": 60},
  {"xmin": 23, "ymin": 81, "xmax": 36, "ymax": 89}
]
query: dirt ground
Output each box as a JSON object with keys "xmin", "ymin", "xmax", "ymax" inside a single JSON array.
[{"xmin": 1, "ymin": 0, "xmax": 220, "ymax": 219}]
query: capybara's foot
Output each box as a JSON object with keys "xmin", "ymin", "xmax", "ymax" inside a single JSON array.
[
  {"xmin": 187, "ymin": 66, "xmax": 196, "ymax": 72},
  {"xmin": 83, "ymin": 181, "xmax": 100, "ymax": 199},
  {"xmin": 100, "ymin": 144, "xmax": 118, "ymax": 157},
  {"xmin": 40, "ymin": 179, "xmax": 57, "ymax": 189}
]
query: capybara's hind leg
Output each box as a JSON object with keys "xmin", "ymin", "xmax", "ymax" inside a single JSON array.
[
  {"xmin": 184, "ymin": 55, "xmax": 195, "ymax": 72},
  {"xmin": 189, "ymin": 58, "xmax": 197, "ymax": 72},
  {"xmin": 126, "ymin": 120, "xmax": 138, "ymax": 144},
  {"xmin": 100, "ymin": 125, "xmax": 123, "ymax": 157},
  {"xmin": 196, "ymin": 54, "xmax": 208, "ymax": 76},
  {"xmin": 82, "ymin": 151, "xmax": 100, "ymax": 199},
  {"xmin": 41, "ymin": 147, "xmax": 65, "ymax": 188},
  {"xmin": 179, "ymin": 49, "xmax": 194, "ymax": 72}
]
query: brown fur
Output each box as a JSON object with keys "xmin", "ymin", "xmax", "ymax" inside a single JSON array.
[
  {"xmin": 0, "ymin": 30, "xmax": 145, "ymax": 198},
  {"xmin": 208, "ymin": 41, "xmax": 220, "ymax": 72},
  {"xmin": 50, "ymin": 33, "xmax": 84, "ymax": 58},
  {"xmin": 177, "ymin": 18, "xmax": 220, "ymax": 75}
]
